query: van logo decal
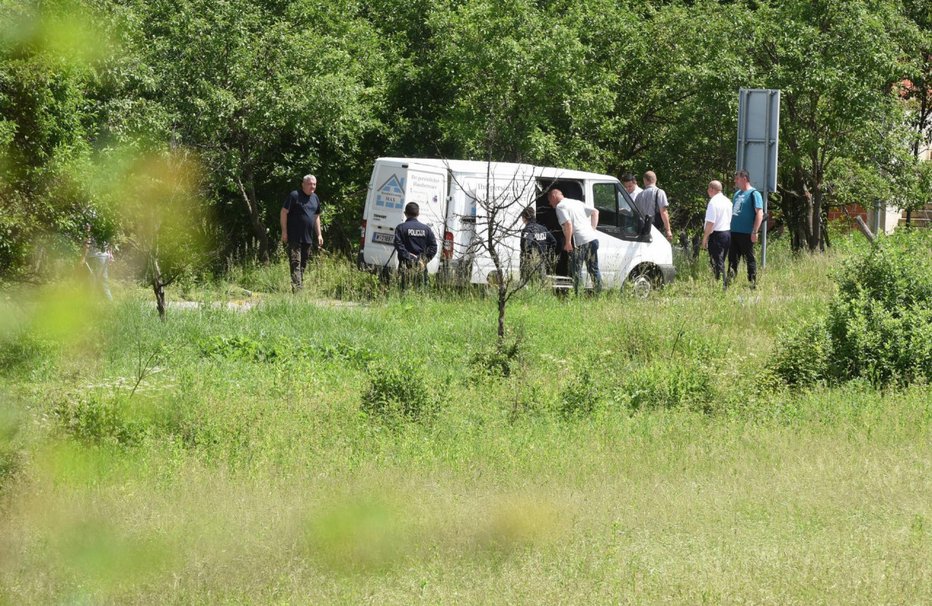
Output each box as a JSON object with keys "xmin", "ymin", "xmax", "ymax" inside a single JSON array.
[{"xmin": 375, "ymin": 174, "xmax": 405, "ymax": 209}]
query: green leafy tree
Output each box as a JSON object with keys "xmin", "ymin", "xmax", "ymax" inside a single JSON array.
[
  {"xmin": 749, "ymin": 0, "xmax": 913, "ymax": 251},
  {"xmin": 124, "ymin": 0, "xmax": 387, "ymax": 262},
  {"xmin": 0, "ymin": 0, "xmax": 108, "ymax": 277}
]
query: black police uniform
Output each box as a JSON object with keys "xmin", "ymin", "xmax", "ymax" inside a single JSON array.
[
  {"xmin": 520, "ymin": 220, "xmax": 557, "ymax": 280},
  {"xmin": 393, "ymin": 217, "xmax": 437, "ymax": 288}
]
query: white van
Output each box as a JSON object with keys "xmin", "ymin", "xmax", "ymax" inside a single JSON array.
[{"xmin": 358, "ymin": 158, "xmax": 675, "ymax": 291}]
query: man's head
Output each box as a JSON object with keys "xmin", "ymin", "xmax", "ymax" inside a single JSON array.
[
  {"xmin": 734, "ymin": 170, "xmax": 751, "ymax": 189},
  {"xmin": 404, "ymin": 202, "xmax": 420, "ymax": 218},
  {"xmin": 643, "ymin": 171, "xmax": 657, "ymax": 186},
  {"xmin": 547, "ymin": 188, "xmax": 564, "ymax": 207},
  {"xmin": 707, "ymin": 180, "xmax": 723, "ymax": 197},
  {"xmin": 521, "ymin": 205, "xmax": 536, "ymax": 223},
  {"xmin": 301, "ymin": 174, "xmax": 317, "ymax": 195},
  {"xmin": 621, "ymin": 173, "xmax": 639, "ymax": 194}
]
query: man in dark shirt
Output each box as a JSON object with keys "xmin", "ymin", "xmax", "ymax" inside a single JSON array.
[
  {"xmin": 280, "ymin": 175, "xmax": 323, "ymax": 292},
  {"xmin": 393, "ymin": 202, "xmax": 437, "ymax": 290},
  {"xmin": 520, "ymin": 205, "xmax": 556, "ymax": 281}
]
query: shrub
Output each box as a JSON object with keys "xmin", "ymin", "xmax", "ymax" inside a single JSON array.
[
  {"xmin": 825, "ymin": 230, "xmax": 932, "ymax": 386},
  {"xmin": 361, "ymin": 359, "xmax": 435, "ymax": 422},
  {"xmin": 559, "ymin": 369, "xmax": 602, "ymax": 418},
  {"xmin": 198, "ymin": 335, "xmax": 281, "ymax": 363},
  {"xmin": 471, "ymin": 339, "xmax": 521, "ymax": 378},
  {"xmin": 768, "ymin": 319, "xmax": 832, "ymax": 387},
  {"xmin": 52, "ymin": 394, "xmax": 143, "ymax": 447},
  {"xmin": 623, "ymin": 361, "xmax": 715, "ymax": 412}
]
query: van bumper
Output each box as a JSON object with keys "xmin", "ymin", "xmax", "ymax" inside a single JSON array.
[{"xmin": 659, "ymin": 264, "xmax": 676, "ymax": 284}]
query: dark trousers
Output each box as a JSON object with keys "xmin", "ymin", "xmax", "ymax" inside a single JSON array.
[
  {"xmin": 399, "ymin": 259, "xmax": 428, "ymax": 290},
  {"xmin": 571, "ymin": 239, "xmax": 602, "ymax": 295},
  {"xmin": 728, "ymin": 232, "xmax": 757, "ymax": 284},
  {"xmin": 288, "ymin": 242, "xmax": 312, "ymax": 291},
  {"xmin": 520, "ymin": 250, "xmax": 553, "ymax": 282},
  {"xmin": 707, "ymin": 231, "xmax": 731, "ymax": 282}
]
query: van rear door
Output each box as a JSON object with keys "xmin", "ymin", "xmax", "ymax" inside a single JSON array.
[
  {"xmin": 363, "ymin": 160, "xmax": 408, "ymax": 268},
  {"xmin": 403, "ymin": 164, "xmax": 448, "ymax": 274},
  {"xmin": 363, "ymin": 161, "xmax": 447, "ymax": 271}
]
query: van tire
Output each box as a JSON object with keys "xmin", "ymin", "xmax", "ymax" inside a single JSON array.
[{"xmin": 628, "ymin": 264, "xmax": 663, "ymax": 298}]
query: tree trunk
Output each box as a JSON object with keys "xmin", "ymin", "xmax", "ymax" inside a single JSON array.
[
  {"xmin": 497, "ymin": 285, "xmax": 506, "ymax": 342},
  {"xmin": 778, "ymin": 175, "xmax": 809, "ymax": 254},
  {"xmin": 236, "ymin": 175, "xmax": 270, "ymax": 264},
  {"xmin": 809, "ymin": 186, "xmax": 823, "ymax": 252},
  {"xmin": 153, "ymin": 279, "xmax": 166, "ymax": 321},
  {"xmin": 150, "ymin": 255, "xmax": 166, "ymax": 321}
]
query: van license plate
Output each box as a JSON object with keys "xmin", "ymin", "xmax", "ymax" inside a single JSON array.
[{"xmin": 372, "ymin": 232, "xmax": 394, "ymax": 245}]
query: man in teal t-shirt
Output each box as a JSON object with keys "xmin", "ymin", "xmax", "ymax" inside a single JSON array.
[{"xmin": 728, "ymin": 169, "xmax": 764, "ymax": 286}]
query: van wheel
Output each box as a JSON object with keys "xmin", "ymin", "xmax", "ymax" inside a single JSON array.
[{"xmin": 628, "ymin": 265, "xmax": 662, "ymax": 298}]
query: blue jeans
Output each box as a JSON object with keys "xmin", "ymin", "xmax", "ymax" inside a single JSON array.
[{"xmin": 572, "ymin": 239, "xmax": 602, "ymax": 295}]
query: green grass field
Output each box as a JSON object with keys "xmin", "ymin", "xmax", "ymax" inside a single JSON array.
[{"xmin": 1, "ymin": 238, "xmax": 930, "ymax": 604}]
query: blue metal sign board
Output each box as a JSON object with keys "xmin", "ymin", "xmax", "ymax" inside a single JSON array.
[{"xmin": 736, "ymin": 88, "xmax": 780, "ymax": 266}]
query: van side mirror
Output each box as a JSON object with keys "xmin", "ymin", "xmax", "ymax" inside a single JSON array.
[{"xmin": 639, "ymin": 215, "xmax": 653, "ymax": 239}]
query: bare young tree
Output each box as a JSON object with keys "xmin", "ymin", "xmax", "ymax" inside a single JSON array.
[
  {"xmin": 102, "ymin": 146, "xmax": 209, "ymax": 321},
  {"xmin": 448, "ymin": 160, "xmax": 553, "ymax": 343}
]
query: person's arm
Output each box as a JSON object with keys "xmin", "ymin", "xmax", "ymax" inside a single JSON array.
[
  {"xmin": 590, "ymin": 208, "xmax": 599, "ymax": 229},
  {"xmin": 425, "ymin": 229, "xmax": 438, "ymax": 261},
  {"xmin": 661, "ymin": 207, "xmax": 672, "ymax": 239},
  {"xmin": 561, "ymin": 221, "xmax": 574, "ymax": 252},
  {"xmin": 315, "ymin": 213, "xmax": 323, "ymax": 248},
  {"xmin": 393, "ymin": 227, "xmax": 413, "ymax": 261},
  {"xmin": 280, "ymin": 208, "xmax": 288, "ymax": 243},
  {"xmin": 751, "ymin": 209, "xmax": 763, "ymax": 243},
  {"xmin": 751, "ymin": 191, "xmax": 764, "ymax": 243},
  {"xmin": 701, "ymin": 220, "xmax": 714, "ymax": 249}
]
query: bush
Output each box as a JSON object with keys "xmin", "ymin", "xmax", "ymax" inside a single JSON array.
[
  {"xmin": 559, "ymin": 369, "xmax": 602, "ymax": 418},
  {"xmin": 826, "ymin": 230, "xmax": 932, "ymax": 386},
  {"xmin": 52, "ymin": 394, "xmax": 143, "ymax": 447},
  {"xmin": 622, "ymin": 361, "xmax": 715, "ymax": 412},
  {"xmin": 768, "ymin": 319, "xmax": 832, "ymax": 387},
  {"xmin": 198, "ymin": 335, "xmax": 281, "ymax": 363},
  {"xmin": 471, "ymin": 339, "xmax": 522, "ymax": 378},
  {"xmin": 361, "ymin": 359, "xmax": 435, "ymax": 422}
]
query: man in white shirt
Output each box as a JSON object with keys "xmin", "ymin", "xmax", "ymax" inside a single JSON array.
[
  {"xmin": 700, "ymin": 180, "xmax": 732, "ymax": 285},
  {"xmin": 548, "ymin": 188, "xmax": 602, "ymax": 295},
  {"xmin": 621, "ymin": 172, "xmax": 643, "ymax": 200}
]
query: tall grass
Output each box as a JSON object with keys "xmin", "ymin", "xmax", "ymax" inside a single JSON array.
[{"xmin": 1, "ymin": 235, "xmax": 929, "ymax": 604}]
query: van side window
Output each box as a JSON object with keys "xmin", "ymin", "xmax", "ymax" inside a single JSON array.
[
  {"xmin": 617, "ymin": 186, "xmax": 640, "ymax": 238},
  {"xmin": 593, "ymin": 182, "xmax": 618, "ymax": 228}
]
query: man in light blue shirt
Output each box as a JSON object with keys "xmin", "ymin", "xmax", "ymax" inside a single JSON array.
[{"xmin": 728, "ymin": 170, "xmax": 764, "ymax": 287}]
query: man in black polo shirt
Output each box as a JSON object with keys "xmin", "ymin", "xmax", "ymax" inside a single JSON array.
[
  {"xmin": 393, "ymin": 202, "xmax": 437, "ymax": 290},
  {"xmin": 280, "ymin": 174, "xmax": 323, "ymax": 292}
]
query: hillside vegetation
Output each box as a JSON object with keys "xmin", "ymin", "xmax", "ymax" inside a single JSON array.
[{"xmin": 1, "ymin": 234, "xmax": 930, "ymax": 604}]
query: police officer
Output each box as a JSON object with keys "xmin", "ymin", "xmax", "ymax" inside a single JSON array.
[
  {"xmin": 519, "ymin": 205, "xmax": 557, "ymax": 281},
  {"xmin": 393, "ymin": 202, "xmax": 437, "ymax": 289}
]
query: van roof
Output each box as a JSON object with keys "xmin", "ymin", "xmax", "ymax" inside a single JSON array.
[{"xmin": 375, "ymin": 157, "xmax": 619, "ymax": 183}]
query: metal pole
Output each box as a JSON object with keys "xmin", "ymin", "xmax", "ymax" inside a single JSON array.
[{"xmin": 761, "ymin": 91, "xmax": 773, "ymax": 269}]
